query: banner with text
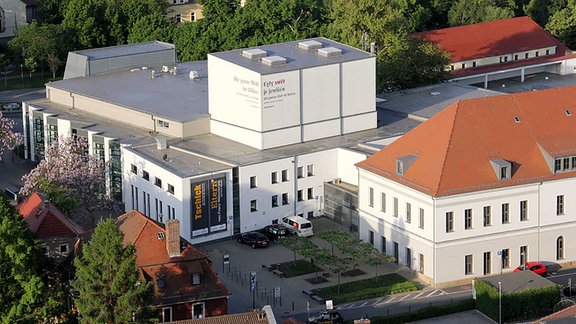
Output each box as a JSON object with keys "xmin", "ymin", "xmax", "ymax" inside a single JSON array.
[{"xmin": 191, "ymin": 175, "xmax": 227, "ymax": 236}]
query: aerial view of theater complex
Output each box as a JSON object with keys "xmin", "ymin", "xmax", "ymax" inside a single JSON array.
[{"xmin": 8, "ymin": 4, "xmax": 576, "ymax": 322}]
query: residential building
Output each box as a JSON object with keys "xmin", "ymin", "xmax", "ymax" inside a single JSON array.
[
  {"xmin": 356, "ymin": 86, "xmax": 576, "ymax": 287},
  {"xmin": 17, "ymin": 192, "xmax": 87, "ymax": 267},
  {"xmin": 412, "ymin": 16, "xmax": 576, "ymax": 87},
  {"xmin": 0, "ymin": 0, "xmax": 37, "ymax": 42},
  {"xmin": 168, "ymin": 0, "xmax": 203, "ymax": 23},
  {"xmin": 169, "ymin": 305, "xmax": 276, "ymax": 323},
  {"xmin": 116, "ymin": 210, "xmax": 231, "ymax": 321}
]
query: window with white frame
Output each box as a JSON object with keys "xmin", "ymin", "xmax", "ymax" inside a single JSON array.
[
  {"xmin": 465, "ymin": 255, "xmax": 473, "ymax": 275},
  {"xmin": 307, "ymin": 188, "xmax": 314, "ymax": 200},
  {"xmin": 175, "ymin": 14, "xmax": 182, "ymax": 23},
  {"xmin": 59, "ymin": 244, "xmax": 69, "ymax": 256},
  {"xmin": 368, "ymin": 187, "xmax": 374, "ymax": 207},
  {"xmin": 271, "ymin": 172, "xmax": 278, "ymax": 184},
  {"xmin": 168, "ymin": 184, "xmax": 174, "ymax": 194},
  {"xmin": 191, "ymin": 273, "xmax": 202, "ymax": 285},
  {"xmin": 483, "ymin": 252, "xmax": 491, "ymax": 275},
  {"xmin": 162, "ymin": 307, "xmax": 172, "ymax": 322},
  {"xmin": 419, "ymin": 208, "xmax": 424, "ymax": 229},
  {"xmin": 464, "ymin": 209, "xmax": 472, "ymax": 229},
  {"xmin": 406, "ymin": 203, "xmax": 411, "ymax": 223},
  {"xmin": 272, "ymin": 195, "xmax": 278, "ymax": 207},
  {"xmin": 282, "ymin": 193, "xmax": 288, "ymax": 205},
  {"xmin": 419, "ymin": 253, "xmax": 424, "ymax": 273},
  {"xmin": 250, "ymin": 200, "xmax": 257, "ymax": 212},
  {"xmin": 502, "ymin": 203, "xmax": 510, "ymax": 223},
  {"xmin": 520, "ymin": 200, "xmax": 528, "ymax": 221},
  {"xmin": 557, "ymin": 236, "xmax": 565, "ymax": 260},
  {"xmin": 501, "ymin": 248, "xmax": 510, "ymax": 268},
  {"xmin": 369, "ymin": 230, "xmax": 374, "ymax": 246},
  {"xmin": 250, "ymin": 176, "xmax": 257, "ymax": 188},
  {"xmin": 190, "ymin": 12, "xmax": 196, "ymax": 21},
  {"xmin": 297, "ymin": 190, "xmax": 303, "ymax": 202},
  {"xmin": 157, "ymin": 119, "xmax": 170, "ymax": 128},
  {"xmin": 380, "ymin": 193, "xmax": 386, "ymax": 212},
  {"xmin": 393, "ymin": 197, "xmax": 398, "ymax": 217},
  {"xmin": 143, "ymin": 170, "xmax": 149, "ymax": 181},
  {"xmin": 131, "ymin": 164, "xmax": 138, "ymax": 174},
  {"xmin": 297, "ymin": 166, "xmax": 304, "ymax": 178},
  {"xmin": 155, "ymin": 177, "xmax": 162, "ymax": 188},
  {"xmin": 557, "ymin": 195, "xmax": 565, "ymax": 215},
  {"xmin": 446, "ymin": 211, "xmax": 454, "ymax": 232},
  {"xmin": 483, "ymin": 206, "xmax": 491, "ymax": 226},
  {"xmin": 307, "ymin": 164, "xmax": 314, "ymax": 176},
  {"xmin": 281, "ymin": 170, "xmax": 288, "ymax": 182}
]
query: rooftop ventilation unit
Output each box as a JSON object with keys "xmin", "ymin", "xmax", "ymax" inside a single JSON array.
[
  {"xmin": 162, "ymin": 65, "xmax": 169, "ymax": 73},
  {"xmin": 261, "ymin": 55, "xmax": 287, "ymax": 67},
  {"xmin": 242, "ymin": 48, "xmax": 267, "ymax": 60},
  {"xmin": 318, "ymin": 47, "xmax": 342, "ymax": 58},
  {"xmin": 298, "ymin": 40, "xmax": 323, "ymax": 51},
  {"xmin": 189, "ymin": 70, "xmax": 199, "ymax": 80}
]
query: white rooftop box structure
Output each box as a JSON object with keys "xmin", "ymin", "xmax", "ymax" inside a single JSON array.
[{"xmin": 208, "ymin": 37, "xmax": 377, "ymax": 150}]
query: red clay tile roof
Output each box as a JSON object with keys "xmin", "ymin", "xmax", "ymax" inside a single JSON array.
[
  {"xmin": 17, "ymin": 192, "xmax": 86, "ymax": 238},
  {"xmin": 356, "ymin": 85, "xmax": 576, "ymax": 197},
  {"xmin": 411, "ymin": 16, "xmax": 574, "ymax": 78},
  {"xmin": 116, "ymin": 210, "xmax": 231, "ymax": 306},
  {"xmin": 170, "ymin": 309, "xmax": 270, "ymax": 324}
]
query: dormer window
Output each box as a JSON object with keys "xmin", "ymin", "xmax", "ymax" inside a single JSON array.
[
  {"xmin": 566, "ymin": 109, "xmax": 572, "ymax": 116},
  {"xmin": 514, "ymin": 116, "xmax": 521, "ymax": 123},
  {"xmin": 191, "ymin": 273, "xmax": 202, "ymax": 285},
  {"xmin": 490, "ymin": 158, "xmax": 512, "ymax": 180},
  {"xmin": 396, "ymin": 155, "xmax": 417, "ymax": 176}
]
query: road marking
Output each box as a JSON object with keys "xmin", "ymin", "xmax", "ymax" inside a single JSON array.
[
  {"xmin": 411, "ymin": 291, "xmax": 426, "ymax": 299},
  {"xmin": 426, "ymin": 290, "xmax": 441, "ymax": 297},
  {"xmin": 384, "ymin": 296, "xmax": 397, "ymax": 304},
  {"xmin": 398, "ymin": 294, "xmax": 411, "ymax": 301}
]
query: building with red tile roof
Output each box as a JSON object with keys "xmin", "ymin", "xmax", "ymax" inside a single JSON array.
[
  {"xmin": 412, "ymin": 17, "xmax": 576, "ymax": 86},
  {"xmin": 169, "ymin": 306, "xmax": 277, "ymax": 324},
  {"xmin": 116, "ymin": 210, "xmax": 231, "ymax": 322},
  {"xmin": 17, "ymin": 192, "xmax": 87, "ymax": 265},
  {"xmin": 356, "ymin": 85, "xmax": 576, "ymax": 287}
]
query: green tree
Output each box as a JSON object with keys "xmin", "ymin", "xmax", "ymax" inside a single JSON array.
[
  {"xmin": 8, "ymin": 21, "xmax": 68, "ymax": 77},
  {"xmin": 546, "ymin": 2, "xmax": 576, "ymax": 49},
  {"xmin": 72, "ymin": 219, "xmax": 154, "ymax": 323},
  {"xmin": 377, "ymin": 33, "xmax": 451, "ymax": 92},
  {"xmin": 0, "ymin": 197, "xmax": 67, "ymax": 322},
  {"xmin": 447, "ymin": 0, "xmax": 515, "ymax": 26},
  {"xmin": 127, "ymin": 13, "xmax": 173, "ymax": 44}
]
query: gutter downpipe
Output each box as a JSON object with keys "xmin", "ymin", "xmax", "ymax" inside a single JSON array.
[{"xmin": 433, "ymin": 196, "xmax": 437, "ymax": 288}]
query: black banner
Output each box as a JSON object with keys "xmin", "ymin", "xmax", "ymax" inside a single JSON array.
[
  {"xmin": 191, "ymin": 176, "xmax": 227, "ymax": 237},
  {"xmin": 209, "ymin": 177, "xmax": 227, "ymax": 232}
]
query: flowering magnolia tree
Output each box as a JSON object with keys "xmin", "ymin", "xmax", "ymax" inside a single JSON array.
[
  {"xmin": 20, "ymin": 135, "xmax": 120, "ymax": 225},
  {"xmin": 0, "ymin": 112, "xmax": 22, "ymax": 159}
]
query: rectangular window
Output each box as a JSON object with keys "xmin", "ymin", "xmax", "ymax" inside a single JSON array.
[
  {"xmin": 525, "ymin": 53, "xmax": 529, "ymax": 59},
  {"xmin": 483, "ymin": 206, "xmax": 491, "ymax": 226},
  {"xmin": 483, "ymin": 252, "xmax": 491, "ymax": 275},
  {"xmin": 464, "ymin": 209, "xmax": 472, "ymax": 229},
  {"xmin": 167, "ymin": 184, "xmax": 174, "ymax": 194},
  {"xmin": 465, "ymin": 255, "xmax": 473, "ymax": 275},
  {"xmin": 419, "ymin": 208, "xmax": 424, "ymax": 229},
  {"xmin": 419, "ymin": 254, "xmax": 424, "ymax": 273},
  {"xmin": 190, "ymin": 12, "xmax": 196, "ymax": 22},
  {"xmin": 446, "ymin": 212, "xmax": 454, "ymax": 232},
  {"xmin": 564, "ymin": 158, "xmax": 570, "ymax": 170},
  {"xmin": 501, "ymin": 248, "xmax": 510, "ymax": 268},
  {"xmin": 406, "ymin": 203, "xmax": 411, "ymax": 223},
  {"xmin": 59, "ymin": 244, "xmax": 69, "ymax": 255},
  {"xmin": 555, "ymin": 159, "xmax": 562, "ymax": 172},
  {"xmin": 546, "ymin": 49, "xmax": 550, "ymax": 55},
  {"xmin": 381, "ymin": 236, "xmax": 386, "ymax": 254},
  {"xmin": 282, "ymin": 170, "xmax": 288, "ymax": 182},
  {"xmin": 514, "ymin": 54, "xmax": 518, "ymax": 60},
  {"xmin": 297, "ymin": 190, "xmax": 303, "ymax": 202},
  {"xmin": 380, "ymin": 193, "xmax": 386, "ymax": 212},
  {"xmin": 282, "ymin": 193, "xmax": 288, "ymax": 205},
  {"xmin": 297, "ymin": 166, "xmax": 304, "ymax": 178},
  {"xmin": 369, "ymin": 230, "xmax": 374, "ymax": 246},
  {"xmin": 162, "ymin": 307, "xmax": 172, "ymax": 322},
  {"xmin": 557, "ymin": 195, "xmax": 565, "ymax": 215},
  {"xmin": 369, "ymin": 187, "xmax": 374, "ymax": 207},
  {"xmin": 250, "ymin": 176, "xmax": 257, "ymax": 188},
  {"xmin": 131, "ymin": 164, "xmax": 138, "ymax": 174},
  {"xmin": 520, "ymin": 200, "xmax": 528, "ymax": 221},
  {"xmin": 175, "ymin": 14, "xmax": 182, "ymax": 23},
  {"xmin": 157, "ymin": 120, "xmax": 170, "ymax": 128},
  {"xmin": 272, "ymin": 195, "xmax": 278, "ymax": 207},
  {"xmin": 502, "ymin": 203, "xmax": 510, "ymax": 223},
  {"xmin": 142, "ymin": 170, "xmax": 149, "ymax": 181},
  {"xmin": 159, "ymin": 200, "xmax": 163, "ymax": 222},
  {"xmin": 271, "ymin": 172, "xmax": 278, "ymax": 184},
  {"xmin": 155, "ymin": 177, "xmax": 162, "ymax": 188},
  {"xmin": 307, "ymin": 188, "xmax": 314, "ymax": 200},
  {"xmin": 307, "ymin": 164, "xmax": 314, "ymax": 176},
  {"xmin": 535, "ymin": 51, "xmax": 539, "ymax": 57},
  {"xmin": 191, "ymin": 273, "xmax": 201, "ymax": 285},
  {"xmin": 393, "ymin": 198, "xmax": 398, "ymax": 217},
  {"xmin": 406, "ymin": 248, "xmax": 412, "ymax": 268},
  {"xmin": 250, "ymin": 200, "xmax": 257, "ymax": 212},
  {"xmin": 520, "ymin": 246, "xmax": 527, "ymax": 267}
]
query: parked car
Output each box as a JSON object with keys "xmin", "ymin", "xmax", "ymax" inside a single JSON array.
[
  {"xmin": 513, "ymin": 261, "xmax": 547, "ymax": 276},
  {"xmin": 237, "ymin": 231, "xmax": 271, "ymax": 248},
  {"xmin": 259, "ymin": 224, "xmax": 288, "ymax": 241},
  {"xmin": 308, "ymin": 310, "xmax": 344, "ymax": 324}
]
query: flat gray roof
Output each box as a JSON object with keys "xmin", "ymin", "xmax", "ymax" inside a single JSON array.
[
  {"xmin": 73, "ymin": 41, "xmax": 175, "ymax": 60},
  {"xmin": 482, "ymin": 271, "xmax": 557, "ymax": 294},
  {"xmin": 48, "ymin": 61, "xmax": 209, "ymax": 123},
  {"xmin": 209, "ymin": 37, "xmax": 374, "ymax": 75}
]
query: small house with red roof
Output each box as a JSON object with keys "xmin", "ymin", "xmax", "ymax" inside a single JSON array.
[
  {"xmin": 17, "ymin": 192, "xmax": 87, "ymax": 265},
  {"xmin": 356, "ymin": 85, "xmax": 576, "ymax": 287},
  {"xmin": 412, "ymin": 16, "xmax": 576, "ymax": 87},
  {"xmin": 116, "ymin": 210, "xmax": 231, "ymax": 322}
]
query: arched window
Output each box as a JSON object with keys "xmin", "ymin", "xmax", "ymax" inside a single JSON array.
[{"xmin": 557, "ymin": 236, "xmax": 565, "ymax": 260}]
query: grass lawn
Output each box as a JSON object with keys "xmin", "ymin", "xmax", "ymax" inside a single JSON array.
[
  {"xmin": 275, "ymin": 259, "xmax": 319, "ymax": 278},
  {"xmin": 314, "ymin": 273, "xmax": 419, "ymax": 304}
]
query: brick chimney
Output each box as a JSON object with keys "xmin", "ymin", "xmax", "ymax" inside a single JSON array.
[{"xmin": 165, "ymin": 220, "xmax": 181, "ymax": 258}]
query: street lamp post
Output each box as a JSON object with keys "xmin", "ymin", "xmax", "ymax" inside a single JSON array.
[{"xmin": 499, "ymin": 281, "xmax": 502, "ymax": 324}]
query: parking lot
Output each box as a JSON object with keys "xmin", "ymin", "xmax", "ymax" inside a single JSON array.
[{"xmin": 197, "ymin": 218, "xmax": 420, "ymax": 321}]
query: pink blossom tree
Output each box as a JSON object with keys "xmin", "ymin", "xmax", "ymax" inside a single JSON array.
[
  {"xmin": 20, "ymin": 135, "xmax": 120, "ymax": 226},
  {"xmin": 0, "ymin": 112, "xmax": 22, "ymax": 160}
]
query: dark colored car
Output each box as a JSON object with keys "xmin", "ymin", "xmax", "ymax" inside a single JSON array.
[
  {"xmin": 259, "ymin": 224, "xmax": 292, "ymax": 241},
  {"xmin": 513, "ymin": 261, "xmax": 547, "ymax": 276},
  {"xmin": 563, "ymin": 285, "xmax": 576, "ymax": 297},
  {"xmin": 237, "ymin": 231, "xmax": 271, "ymax": 248},
  {"xmin": 308, "ymin": 310, "xmax": 344, "ymax": 324}
]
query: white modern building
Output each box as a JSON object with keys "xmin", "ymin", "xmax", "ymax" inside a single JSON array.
[
  {"xmin": 22, "ymin": 38, "xmax": 391, "ymax": 244},
  {"xmin": 356, "ymin": 86, "xmax": 576, "ymax": 287}
]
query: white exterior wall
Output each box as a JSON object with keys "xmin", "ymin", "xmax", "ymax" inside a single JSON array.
[
  {"xmin": 341, "ymin": 58, "xmax": 375, "ymax": 117},
  {"xmin": 122, "ymin": 148, "xmax": 234, "ymax": 244},
  {"xmin": 337, "ymin": 148, "xmax": 369, "ymax": 185},
  {"xmin": 358, "ymin": 167, "xmax": 576, "ymax": 286},
  {"xmin": 559, "ymin": 57, "xmax": 576, "ymax": 75},
  {"xmin": 301, "ymin": 65, "xmax": 340, "ymax": 123}
]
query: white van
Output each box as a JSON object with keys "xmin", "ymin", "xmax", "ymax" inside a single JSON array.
[{"xmin": 282, "ymin": 215, "xmax": 314, "ymax": 237}]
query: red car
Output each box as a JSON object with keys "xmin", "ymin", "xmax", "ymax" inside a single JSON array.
[{"xmin": 513, "ymin": 261, "xmax": 547, "ymax": 276}]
